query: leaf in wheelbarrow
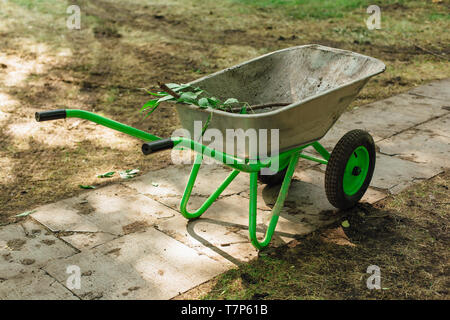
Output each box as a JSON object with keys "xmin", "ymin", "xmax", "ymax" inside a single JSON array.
[
  {"xmin": 146, "ymin": 91, "xmax": 168, "ymax": 97},
  {"xmin": 179, "ymin": 91, "xmax": 201, "ymax": 104},
  {"xmin": 79, "ymin": 185, "xmax": 96, "ymax": 189},
  {"xmin": 119, "ymin": 169, "xmax": 140, "ymax": 179},
  {"xmin": 97, "ymin": 171, "xmax": 115, "ymax": 178},
  {"xmin": 15, "ymin": 210, "xmax": 36, "ymax": 218},
  {"xmin": 166, "ymin": 83, "xmax": 190, "ymax": 92},
  {"xmin": 224, "ymin": 98, "xmax": 239, "ymax": 105},
  {"xmin": 207, "ymin": 97, "xmax": 220, "ymax": 107},
  {"xmin": 198, "ymin": 97, "xmax": 211, "ymax": 108}
]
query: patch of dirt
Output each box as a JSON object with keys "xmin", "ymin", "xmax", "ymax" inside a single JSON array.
[
  {"xmin": 93, "ymin": 26, "xmax": 122, "ymax": 39},
  {"xmin": 6, "ymin": 239, "xmax": 26, "ymax": 251},
  {"xmin": 320, "ymin": 226, "xmax": 356, "ymax": 247},
  {"xmin": 74, "ymin": 201, "xmax": 95, "ymax": 215},
  {"xmin": 122, "ymin": 221, "xmax": 150, "ymax": 235},
  {"xmin": 380, "ymin": 3, "xmax": 409, "ymax": 11},
  {"xmin": 105, "ymin": 248, "xmax": 121, "ymax": 257},
  {"xmin": 20, "ymin": 258, "xmax": 35, "ymax": 265},
  {"xmin": 40, "ymin": 239, "xmax": 55, "ymax": 246}
]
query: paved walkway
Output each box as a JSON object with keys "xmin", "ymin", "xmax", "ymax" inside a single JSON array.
[{"xmin": 1, "ymin": 79, "xmax": 449, "ymax": 299}]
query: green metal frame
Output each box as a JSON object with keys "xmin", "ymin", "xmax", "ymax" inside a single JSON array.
[{"xmin": 64, "ymin": 109, "xmax": 330, "ymax": 249}]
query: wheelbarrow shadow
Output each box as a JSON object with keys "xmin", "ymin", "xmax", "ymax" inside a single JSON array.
[
  {"xmin": 185, "ymin": 217, "xmax": 301, "ymax": 266},
  {"xmin": 182, "ymin": 175, "xmax": 340, "ymax": 266}
]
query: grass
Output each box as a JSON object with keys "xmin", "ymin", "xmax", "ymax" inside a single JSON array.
[{"xmin": 232, "ymin": 0, "xmax": 413, "ymax": 19}]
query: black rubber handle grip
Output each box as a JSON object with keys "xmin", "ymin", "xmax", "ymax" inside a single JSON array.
[
  {"xmin": 35, "ymin": 109, "xmax": 67, "ymax": 122},
  {"xmin": 142, "ymin": 139, "xmax": 174, "ymax": 155}
]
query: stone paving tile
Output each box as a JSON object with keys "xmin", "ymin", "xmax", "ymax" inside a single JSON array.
[
  {"xmin": 124, "ymin": 163, "xmax": 250, "ymax": 200},
  {"xmin": 378, "ymin": 127, "xmax": 450, "ymax": 170},
  {"xmin": 60, "ymin": 232, "xmax": 117, "ymax": 251},
  {"xmin": 261, "ymin": 177, "xmax": 339, "ymax": 229},
  {"xmin": 0, "ymin": 220, "xmax": 77, "ymax": 278},
  {"xmin": 155, "ymin": 194, "xmax": 260, "ymax": 226},
  {"xmin": 32, "ymin": 198, "xmax": 101, "ymax": 233},
  {"xmin": 371, "ymin": 153, "xmax": 442, "ymax": 194},
  {"xmin": 415, "ymin": 113, "xmax": 450, "ymax": 138},
  {"xmin": 76, "ymin": 184, "xmax": 176, "ymax": 235},
  {"xmin": 154, "ymin": 194, "xmax": 267, "ymax": 264},
  {"xmin": 32, "ymin": 184, "xmax": 179, "ymax": 250},
  {"xmin": 294, "ymin": 168, "xmax": 387, "ymax": 204},
  {"xmin": 44, "ymin": 228, "xmax": 231, "ymax": 299},
  {"xmin": 319, "ymin": 93, "xmax": 448, "ymax": 148},
  {"xmin": 409, "ymin": 78, "xmax": 450, "ymax": 101},
  {"xmin": 0, "ymin": 269, "xmax": 78, "ymax": 300},
  {"xmin": 156, "ymin": 214, "xmax": 258, "ymax": 265}
]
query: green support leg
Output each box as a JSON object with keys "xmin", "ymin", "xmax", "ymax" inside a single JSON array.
[
  {"xmin": 312, "ymin": 141, "xmax": 330, "ymax": 161},
  {"xmin": 248, "ymin": 151, "xmax": 301, "ymax": 249},
  {"xmin": 180, "ymin": 153, "xmax": 240, "ymax": 219}
]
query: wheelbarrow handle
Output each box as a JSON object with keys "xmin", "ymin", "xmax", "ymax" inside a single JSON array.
[
  {"xmin": 35, "ymin": 109, "xmax": 67, "ymax": 122},
  {"xmin": 142, "ymin": 139, "xmax": 174, "ymax": 155}
]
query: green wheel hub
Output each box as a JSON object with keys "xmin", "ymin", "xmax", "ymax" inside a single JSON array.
[{"xmin": 343, "ymin": 146, "xmax": 370, "ymax": 196}]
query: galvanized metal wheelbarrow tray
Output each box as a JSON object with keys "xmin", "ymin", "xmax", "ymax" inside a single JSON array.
[{"xmin": 36, "ymin": 45, "xmax": 385, "ymax": 249}]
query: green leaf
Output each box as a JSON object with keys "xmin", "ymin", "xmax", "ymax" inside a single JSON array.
[
  {"xmin": 97, "ymin": 171, "xmax": 115, "ymax": 178},
  {"xmin": 157, "ymin": 95, "xmax": 176, "ymax": 102},
  {"xmin": 224, "ymin": 98, "xmax": 239, "ymax": 105},
  {"xmin": 207, "ymin": 97, "xmax": 220, "ymax": 107},
  {"xmin": 166, "ymin": 83, "xmax": 190, "ymax": 92},
  {"xmin": 341, "ymin": 220, "xmax": 350, "ymax": 228},
  {"xmin": 151, "ymin": 182, "xmax": 159, "ymax": 187},
  {"xmin": 140, "ymin": 99, "xmax": 158, "ymax": 112},
  {"xmin": 179, "ymin": 92, "xmax": 198, "ymax": 103},
  {"xmin": 79, "ymin": 185, "xmax": 96, "ymax": 189},
  {"xmin": 143, "ymin": 106, "xmax": 160, "ymax": 118},
  {"xmin": 198, "ymin": 97, "xmax": 211, "ymax": 108},
  {"xmin": 146, "ymin": 91, "xmax": 168, "ymax": 97},
  {"xmin": 165, "ymin": 83, "xmax": 181, "ymax": 89},
  {"xmin": 15, "ymin": 210, "xmax": 36, "ymax": 217},
  {"xmin": 239, "ymin": 106, "xmax": 247, "ymax": 114}
]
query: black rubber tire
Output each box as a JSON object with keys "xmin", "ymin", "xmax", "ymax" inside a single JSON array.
[
  {"xmin": 258, "ymin": 166, "xmax": 288, "ymax": 186},
  {"xmin": 325, "ymin": 129, "xmax": 376, "ymax": 210}
]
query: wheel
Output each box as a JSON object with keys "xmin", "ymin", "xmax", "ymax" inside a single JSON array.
[
  {"xmin": 258, "ymin": 166, "xmax": 288, "ymax": 186},
  {"xmin": 325, "ymin": 129, "xmax": 376, "ymax": 210}
]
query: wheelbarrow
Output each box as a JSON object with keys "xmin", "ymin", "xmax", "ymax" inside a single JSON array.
[{"xmin": 35, "ymin": 45, "xmax": 385, "ymax": 249}]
